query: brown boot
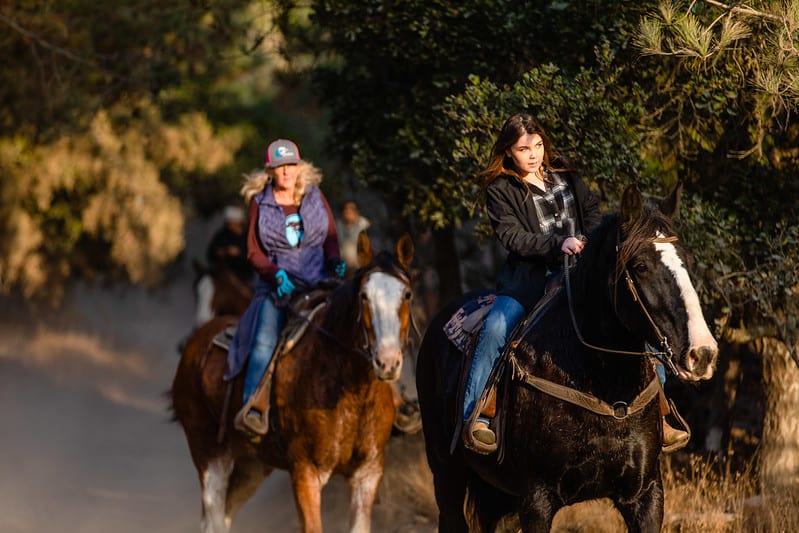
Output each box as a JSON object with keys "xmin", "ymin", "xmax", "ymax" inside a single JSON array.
[
  {"xmin": 462, "ymin": 417, "xmax": 497, "ymax": 455},
  {"xmin": 662, "ymin": 418, "xmax": 689, "ymax": 453}
]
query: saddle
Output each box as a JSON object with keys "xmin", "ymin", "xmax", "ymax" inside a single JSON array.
[
  {"xmin": 216, "ymin": 288, "xmax": 331, "ymax": 440},
  {"xmin": 444, "ymin": 277, "xmax": 563, "ymax": 457}
]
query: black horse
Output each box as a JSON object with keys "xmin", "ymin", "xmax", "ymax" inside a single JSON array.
[{"xmin": 416, "ymin": 183, "xmax": 718, "ymax": 532}]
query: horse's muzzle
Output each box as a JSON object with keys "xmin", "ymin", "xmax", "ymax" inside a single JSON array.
[
  {"xmin": 683, "ymin": 343, "xmax": 718, "ymax": 381},
  {"xmin": 373, "ymin": 348, "xmax": 402, "ymax": 382}
]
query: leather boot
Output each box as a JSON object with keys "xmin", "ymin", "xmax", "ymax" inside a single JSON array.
[
  {"xmin": 662, "ymin": 418, "xmax": 689, "ymax": 453},
  {"xmin": 462, "ymin": 416, "xmax": 497, "ymax": 455}
]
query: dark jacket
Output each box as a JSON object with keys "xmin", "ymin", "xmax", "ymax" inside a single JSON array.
[{"xmin": 486, "ymin": 168, "xmax": 601, "ymax": 310}]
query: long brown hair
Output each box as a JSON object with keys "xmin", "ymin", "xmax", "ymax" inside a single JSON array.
[{"xmin": 478, "ymin": 113, "xmax": 563, "ymax": 192}]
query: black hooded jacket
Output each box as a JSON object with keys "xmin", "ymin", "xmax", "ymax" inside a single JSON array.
[{"xmin": 485, "ymin": 167, "xmax": 601, "ymax": 310}]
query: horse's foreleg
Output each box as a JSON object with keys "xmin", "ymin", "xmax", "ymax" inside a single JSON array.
[
  {"xmin": 347, "ymin": 458, "xmax": 384, "ymax": 533},
  {"xmin": 290, "ymin": 462, "xmax": 328, "ymax": 533},
  {"xmin": 614, "ymin": 477, "xmax": 664, "ymax": 533},
  {"xmin": 201, "ymin": 453, "xmax": 235, "ymax": 533},
  {"xmin": 518, "ymin": 483, "xmax": 557, "ymax": 533},
  {"xmin": 225, "ymin": 460, "xmax": 273, "ymax": 522}
]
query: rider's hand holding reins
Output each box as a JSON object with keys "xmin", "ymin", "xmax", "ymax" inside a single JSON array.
[
  {"xmin": 275, "ymin": 269, "xmax": 296, "ymax": 298},
  {"xmin": 561, "ymin": 235, "xmax": 586, "ymax": 255},
  {"xmin": 327, "ymin": 258, "xmax": 347, "ymax": 279}
]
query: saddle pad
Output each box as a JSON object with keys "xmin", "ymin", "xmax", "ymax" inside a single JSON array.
[
  {"xmin": 443, "ymin": 293, "xmax": 496, "ymax": 353},
  {"xmin": 212, "ymin": 324, "xmax": 237, "ymax": 351}
]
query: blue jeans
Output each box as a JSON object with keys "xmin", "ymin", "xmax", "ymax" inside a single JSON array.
[
  {"xmin": 243, "ymin": 296, "xmax": 286, "ymax": 403},
  {"xmin": 463, "ymin": 295, "xmax": 525, "ymax": 421}
]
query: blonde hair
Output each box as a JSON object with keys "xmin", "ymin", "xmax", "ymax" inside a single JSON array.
[{"xmin": 240, "ymin": 161, "xmax": 323, "ymax": 206}]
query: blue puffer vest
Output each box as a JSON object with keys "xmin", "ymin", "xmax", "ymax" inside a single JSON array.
[{"xmin": 255, "ymin": 184, "xmax": 329, "ymax": 290}]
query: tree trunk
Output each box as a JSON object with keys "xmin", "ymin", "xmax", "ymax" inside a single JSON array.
[{"xmin": 757, "ymin": 337, "xmax": 799, "ymax": 491}]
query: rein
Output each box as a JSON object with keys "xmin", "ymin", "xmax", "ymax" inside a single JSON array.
[
  {"xmin": 285, "ymin": 267, "xmax": 415, "ymax": 364},
  {"xmin": 563, "ymin": 235, "xmax": 679, "ymax": 369},
  {"xmin": 505, "ymin": 234, "xmax": 676, "ymax": 421}
]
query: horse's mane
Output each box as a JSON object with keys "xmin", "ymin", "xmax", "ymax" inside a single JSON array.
[{"xmin": 322, "ymin": 250, "xmax": 410, "ymax": 346}]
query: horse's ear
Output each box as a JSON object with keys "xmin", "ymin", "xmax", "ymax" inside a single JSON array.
[
  {"xmin": 396, "ymin": 233, "xmax": 414, "ymax": 270},
  {"xmin": 659, "ymin": 181, "xmax": 682, "ymax": 220},
  {"xmin": 356, "ymin": 230, "xmax": 374, "ymax": 267},
  {"xmin": 620, "ymin": 182, "xmax": 643, "ymax": 227}
]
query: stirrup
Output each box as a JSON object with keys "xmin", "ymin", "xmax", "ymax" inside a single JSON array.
[
  {"xmin": 661, "ymin": 398, "xmax": 691, "ymax": 453},
  {"xmin": 394, "ymin": 400, "xmax": 423, "ymax": 435},
  {"xmin": 234, "ymin": 403, "xmax": 268, "ymax": 437},
  {"xmin": 461, "ymin": 417, "xmax": 497, "ymax": 455}
]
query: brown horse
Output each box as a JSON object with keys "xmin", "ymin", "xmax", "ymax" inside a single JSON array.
[{"xmin": 171, "ymin": 232, "xmax": 415, "ymax": 533}]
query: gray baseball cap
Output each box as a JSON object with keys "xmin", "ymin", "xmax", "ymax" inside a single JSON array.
[{"xmin": 265, "ymin": 139, "xmax": 301, "ymax": 168}]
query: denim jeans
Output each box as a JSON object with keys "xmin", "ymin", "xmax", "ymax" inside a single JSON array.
[
  {"xmin": 463, "ymin": 295, "xmax": 525, "ymax": 421},
  {"xmin": 243, "ymin": 296, "xmax": 286, "ymax": 403}
]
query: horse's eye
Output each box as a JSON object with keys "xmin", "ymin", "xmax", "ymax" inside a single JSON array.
[
  {"xmin": 633, "ymin": 261, "xmax": 648, "ymax": 273},
  {"xmin": 404, "ymin": 290, "xmax": 412, "ymax": 301},
  {"xmin": 360, "ymin": 292, "xmax": 368, "ymax": 301}
]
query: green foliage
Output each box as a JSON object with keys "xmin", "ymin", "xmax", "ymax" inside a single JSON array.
[
  {"xmin": 0, "ymin": 100, "xmax": 243, "ymax": 299},
  {"xmin": 428, "ymin": 60, "xmax": 653, "ymax": 230},
  {"xmin": 0, "ymin": 2, "xmax": 266, "ymax": 298}
]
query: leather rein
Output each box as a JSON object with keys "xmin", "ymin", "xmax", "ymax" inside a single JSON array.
[
  {"xmin": 508, "ymin": 234, "xmax": 679, "ymax": 419},
  {"xmin": 565, "ymin": 234, "xmax": 681, "ymax": 374},
  {"xmin": 285, "ymin": 267, "xmax": 416, "ymax": 364}
]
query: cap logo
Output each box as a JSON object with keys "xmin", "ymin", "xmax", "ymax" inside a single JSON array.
[{"xmin": 275, "ymin": 146, "xmax": 296, "ymax": 159}]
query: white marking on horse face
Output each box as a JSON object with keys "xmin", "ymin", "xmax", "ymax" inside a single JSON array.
[
  {"xmin": 363, "ymin": 272, "xmax": 407, "ymax": 380},
  {"xmin": 655, "ymin": 233, "xmax": 718, "ymax": 378}
]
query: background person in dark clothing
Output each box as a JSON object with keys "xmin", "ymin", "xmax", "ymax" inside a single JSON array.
[{"xmin": 206, "ymin": 205, "xmax": 252, "ymax": 284}]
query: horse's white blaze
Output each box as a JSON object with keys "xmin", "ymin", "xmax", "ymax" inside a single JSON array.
[
  {"xmin": 363, "ymin": 272, "xmax": 406, "ymax": 361},
  {"xmin": 654, "ymin": 235, "xmax": 718, "ymax": 370},
  {"xmin": 201, "ymin": 455, "xmax": 234, "ymax": 533}
]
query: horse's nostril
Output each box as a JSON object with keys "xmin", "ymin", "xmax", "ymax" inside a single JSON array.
[{"xmin": 699, "ymin": 345, "xmax": 718, "ymax": 360}]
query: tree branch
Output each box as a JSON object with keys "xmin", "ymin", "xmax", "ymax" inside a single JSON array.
[
  {"xmin": 0, "ymin": 13, "xmax": 94, "ymax": 66},
  {"xmin": 703, "ymin": 0, "xmax": 783, "ymax": 22}
]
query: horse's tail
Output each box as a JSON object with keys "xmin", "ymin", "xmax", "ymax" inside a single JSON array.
[{"xmin": 163, "ymin": 388, "xmax": 179, "ymax": 423}]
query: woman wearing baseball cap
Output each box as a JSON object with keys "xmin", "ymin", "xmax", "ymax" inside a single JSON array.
[{"xmin": 225, "ymin": 138, "xmax": 347, "ymax": 436}]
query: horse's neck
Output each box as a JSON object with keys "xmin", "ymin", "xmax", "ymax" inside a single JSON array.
[
  {"xmin": 319, "ymin": 287, "xmax": 372, "ymax": 378},
  {"xmin": 553, "ymin": 245, "xmax": 654, "ymax": 398}
]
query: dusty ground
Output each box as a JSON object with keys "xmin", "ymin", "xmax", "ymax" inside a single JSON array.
[{"xmin": 0, "ymin": 216, "xmax": 434, "ymax": 533}]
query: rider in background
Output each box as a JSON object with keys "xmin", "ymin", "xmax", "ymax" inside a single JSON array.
[
  {"xmin": 193, "ymin": 205, "xmax": 252, "ymax": 328},
  {"xmin": 335, "ymin": 199, "xmax": 371, "ymax": 277},
  {"xmin": 206, "ymin": 205, "xmax": 252, "ymax": 284},
  {"xmin": 226, "ymin": 138, "xmax": 346, "ymax": 436},
  {"xmin": 462, "ymin": 113, "xmax": 602, "ymax": 451}
]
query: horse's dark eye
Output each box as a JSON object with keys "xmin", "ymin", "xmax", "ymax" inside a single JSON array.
[
  {"xmin": 633, "ymin": 261, "xmax": 648, "ymax": 273},
  {"xmin": 360, "ymin": 292, "xmax": 368, "ymax": 301},
  {"xmin": 404, "ymin": 290, "xmax": 412, "ymax": 300}
]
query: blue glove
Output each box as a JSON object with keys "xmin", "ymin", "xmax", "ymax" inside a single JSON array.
[
  {"xmin": 327, "ymin": 259, "xmax": 347, "ymax": 278},
  {"xmin": 275, "ymin": 269, "xmax": 296, "ymax": 298}
]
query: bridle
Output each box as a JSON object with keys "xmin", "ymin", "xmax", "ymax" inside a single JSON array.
[
  {"xmin": 285, "ymin": 265, "xmax": 416, "ymax": 364},
  {"xmin": 563, "ymin": 232, "xmax": 681, "ymax": 375},
  {"xmin": 354, "ymin": 265, "xmax": 419, "ymax": 357}
]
